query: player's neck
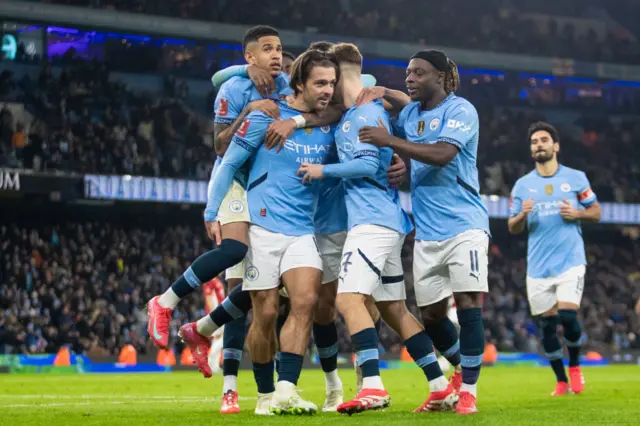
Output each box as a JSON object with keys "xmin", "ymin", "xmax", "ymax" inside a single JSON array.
[
  {"xmin": 342, "ymin": 75, "xmax": 363, "ymax": 109},
  {"xmin": 536, "ymin": 159, "xmax": 559, "ymax": 177},
  {"xmin": 288, "ymin": 94, "xmax": 313, "ymax": 113},
  {"xmin": 421, "ymin": 90, "xmax": 448, "ymax": 110}
]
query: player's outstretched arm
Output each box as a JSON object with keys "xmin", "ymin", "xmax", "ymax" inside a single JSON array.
[
  {"xmin": 356, "ymin": 87, "xmax": 411, "ymax": 115},
  {"xmin": 265, "ymin": 104, "xmax": 344, "ymax": 151},
  {"xmin": 211, "ymin": 65, "xmax": 276, "ymax": 96},
  {"xmin": 211, "ymin": 65, "xmax": 248, "ymax": 88},
  {"xmin": 359, "ymin": 120, "xmax": 458, "ymax": 167},
  {"xmin": 214, "ymin": 100, "xmax": 279, "ymax": 156}
]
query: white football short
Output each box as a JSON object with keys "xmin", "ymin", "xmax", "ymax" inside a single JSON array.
[
  {"xmin": 526, "ymin": 264, "xmax": 586, "ymax": 315},
  {"xmin": 413, "ymin": 229, "xmax": 489, "ymax": 307},
  {"xmin": 242, "ymin": 225, "xmax": 323, "ymax": 291},
  {"xmin": 217, "ymin": 180, "xmax": 250, "ymax": 280},
  {"xmin": 337, "ymin": 224, "xmax": 406, "ymax": 302},
  {"xmin": 316, "ymin": 231, "xmax": 347, "ymax": 285}
]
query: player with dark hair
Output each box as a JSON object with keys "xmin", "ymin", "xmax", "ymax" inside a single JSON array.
[
  {"xmin": 509, "ymin": 121, "xmax": 601, "ymax": 396},
  {"xmin": 355, "ymin": 50, "xmax": 488, "ymax": 415},
  {"xmin": 147, "ymin": 25, "xmax": 289, "ymax": 415},
  {"xmin": 182, "ymin": 50, "xmax": 339, "ymax": 415}
]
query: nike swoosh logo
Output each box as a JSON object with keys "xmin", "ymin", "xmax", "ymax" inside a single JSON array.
[
  {"xmin": 152, "ymin": 318, "xmax": 163, "ymax": 340},
  {"xmin": 469, "ymin": 273, "xmax": 479, "ymax": 281}
]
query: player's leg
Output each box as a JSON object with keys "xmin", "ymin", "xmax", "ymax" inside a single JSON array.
[
  {"xmin": 220, "ymin": 272, "xmax": 245, "ymax": 413},
  {"xmin": 149, "ymin": 183, "xmax": 249, "ymax": 349},
  {"xmin": 271, "ymin": 235, "xmax": 323, "ymax": 415},
  {"xmin": 375, "ymin": 240, "xmax": 456, "ymax": 413},
  {"xmin": 314, "ymin": 232, "xmax": 346, "ymax": 411},
  {"xmin": 335, "ymin": 225, "xmax": 399, "ymax": 415},
  {"xmin": 448, "ymin": 230, "xmax": 490, "ymax": 415},
  {"xmin": 556, "ymin": 265, "xmax": 586, "ymax": 394},
  {"xmin": 414, "ymin": 239, "xmax": 462, "ymax": 392},
  {"xmin": 354, "ymin": 296, "xmax": 381, "ymax": 394},
  {"xmin": 528, "ymin": 273, "xmax": 569, "ymax": 395}
]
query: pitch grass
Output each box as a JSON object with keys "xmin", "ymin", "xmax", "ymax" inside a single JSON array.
[{"xmin": 1, "ymin": 365, "xmax": 638, "ymax": 425}]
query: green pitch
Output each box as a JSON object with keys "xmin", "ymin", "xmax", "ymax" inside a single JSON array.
[{"xmin": 1, "ymin": 366, "xmax": 638, "ymax": 425}]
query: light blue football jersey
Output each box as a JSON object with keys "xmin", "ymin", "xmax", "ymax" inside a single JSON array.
[
  {"xmin": 394, "ymin": 93, "xmax": 489, "ymax": 241},
  {"xmin": 325, "ymin": 100, "xmax": 413, "ymax": 235},
  {"xmin": 206, "ymin": 100, "xmax": 335, "ymax": 235},
  {"xmin": 212, "ymin": 75, "xmax": 293, "ymax": 187},
  {"xmin": 510, "ymin": 165, "xmax": 597, "ymax": 278},
  {"xmin": 313, "ymin": 141, "xmax": 348, "ymax": 235}
]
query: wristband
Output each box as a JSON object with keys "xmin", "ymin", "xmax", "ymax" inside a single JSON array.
[{"xmin": 292, "ymin": 115, "xmax": 306, "ymax": 129}]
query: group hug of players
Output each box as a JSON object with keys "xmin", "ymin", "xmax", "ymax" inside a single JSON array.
[{"xmin": 145, "ymin": 25, "xmax": 602, "ymax": 416}]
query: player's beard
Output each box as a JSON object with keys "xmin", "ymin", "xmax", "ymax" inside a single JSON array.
[{"xmin": 533, "ymin": 150, "xmax": 554, "ymax": 164}]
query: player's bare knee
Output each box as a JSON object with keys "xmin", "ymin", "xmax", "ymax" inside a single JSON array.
[
  {"xmin": 421, "ymin": 298, "xmax": 449, "ymax": 325},
  {"xmin": 289, "ymin": 292, "xmax": 318, "ymax": 319},
  {"xmin": 453, "ymin": 292, "xmax": 483, "ymax": 310},
  {"xmin": 336, "ymin": 293, "xmax": 365, "ymax": 316}
]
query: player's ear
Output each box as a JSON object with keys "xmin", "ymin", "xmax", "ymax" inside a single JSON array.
[
  {"xmin": 296, "ymin": 82, "xmax": 305, "ymax": 93},
  {"xmin": 554, "ymin": 142, "xmax": 560, "ymax": 154}
]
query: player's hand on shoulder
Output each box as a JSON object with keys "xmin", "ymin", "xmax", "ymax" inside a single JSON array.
[
  {"xmin": 359, "ymin": 117, "xmax": 391, "ymax": 147},
  {"xmin": 386, "ymin": 154, "xmax": 406, "ymax": 187},
  {"xmin": 559, "ymin": 199, "xmax": 580, "ymax": 221},
  {"xmin": 204, "ymin": 220, "xmax": 222, "ymax": 245},
  {"xmin": 248, "ymin": 99, "xmax": 280, "ymax": 120},
  {"xmin": 356, "ymin": 86, "xmax": 386, "ymax": 106},
  {"xmin": 522, "ymin": 197, "xmax": 534, "ymax": 214},
  {"xmin": 266, "ymin": 119, "xmax": 297, "ymax": 152},
  {"xmin": 247, "ymin": 65, "xmax": 276, "ymax": 97},
  {"xmin": 297, "ymin": 163, "xmax": 324, "ymax": 184}
]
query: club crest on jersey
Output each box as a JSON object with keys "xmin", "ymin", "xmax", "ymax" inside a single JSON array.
[
  {"xmin": 237, "ymin": 119, "xmax": 250, "ymax": 137},
  {"xmin": 245, "ymin": 266, "xmax": 259, "ymax": 281},
  {"xmin": 320, "ymin": 126, "xmax": 331, "ymax": 134},
  {"xmin": 560, "ymin": 183, "xmax": 571, "ymax": 192},
  {"xmin": 217, "ymin": 98, "xmax": 229, "ymax": 116},
  {"xmin": 229, "ymin": 200, "xmax": 244, "ymax": 213},
  {"xmin": 304, "ymin": 128, "xmax": 313, "ymax": 134},
  {"xmin": 342, "ymin": 121, "xmax": 351, "ymax": 133},
  {"xmin": 545, "ymin": 184, "xmax": 554, "ymax": 195},
  {"xmin": 429, "ymin": 118, "xmax": 440, "ymax": 131}
]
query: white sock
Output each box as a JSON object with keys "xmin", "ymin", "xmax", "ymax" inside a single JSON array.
[
  {"xmin": 223, "ymin": 375, "xmax": 237, "ymax": 393},
  {"xmin": 157, "ymin": 288, "xmax": 180, "ymax": 309},
  {"xmin": 454, "ymin": 364, "xmax": 462, "ymax": 373},
  {"xmin": 460, "ymin": 383, "xmax": 477, "ymax": 397},
  {"xmin": 362, "ymin": 376, "xmax": 384, "ymax": 390},
  {"xmin": 324, "ymin": 369, "xmax": 342, "ymax": 390},
  {"xmin": 429, "ymin": 375, "xmax": 449, "ymax": 393},
  {"xmin": 196, "ymin": 315, "xmax": 218, "ymax": 336},
  {"xmin": 275, "ymin": 380, "xmax": 296, "ymax": 395}
]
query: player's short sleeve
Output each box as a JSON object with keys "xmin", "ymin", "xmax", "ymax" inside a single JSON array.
[
  {"xmin": 509, "ymin": 179, "xmax": 524, "ymax": 217},
  {"xmin": 575, "ymin": 171, "xmax": 597, "ymax": 207},
  {"xmin": 214, "ymin": 79, "xmax": 248, "ymax": 124},
  {"xmin": 354, "ymin": 103, "xmax": 390, "ymax": 160},
  {"xmin": 438, "ymin": 102, "xmax": 478, "ymax": 150},
  {"xmin": 230, "ymin": 111, "xmax": 271, "ymax": 153}
]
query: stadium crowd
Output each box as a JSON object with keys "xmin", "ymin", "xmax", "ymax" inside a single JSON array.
[
  {"xmin": 1, "ymin": 219, "xmax": 638, "ymax": 356},
  {"xmin": 35, "ymin": 0, "xmax": 640, "ymax": 64},
  {"xmin": 1, "ymin": 61, "xmax": 639, "ymax": 202}
]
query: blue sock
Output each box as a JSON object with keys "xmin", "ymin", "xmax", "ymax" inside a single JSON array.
[
  {"xmin": 313, "ymin": 322, "xmax": 339, "ymax": 373},
  {"xmin": 277, "ymin": 352, "xmax": 304, "ymax": 385},
  {"xmin": 458, "ymin": 308, "xmax": 484, "ymax": 386},
  {"xmin": 209, "ymin": 286, "xmax": 250, "ymax": 326},
  {"xmin": 424, "ymin": 316, "xmax": 461, "ymax": 368},
  {"xmin": 540, "ymin": 316, "xmax": 568, "ymax": 382},
  {"xmin": 404, "ymin": 331, "xmax": 444, "ymax": 381},
  {"xmin": 223, "ymin": 316, "xmax": 246, "ymax": 377},
  {"xmin": 275, "ymin": 302, "xmax": 289, "ymax": 374},
  {"xmin": 558, "ymin": 310, "xmax": 582, "ymax": 367},
  {"xmin": 253, "ymin": 362, "xmax": 275, "ymax": 394},
  {"xmin": 352, "ymin": 328, "xmax": 380, "ymax": 378},
  {"xmin": 171, "ymin": 239, "xmax": 247, "ymax": 298}
]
